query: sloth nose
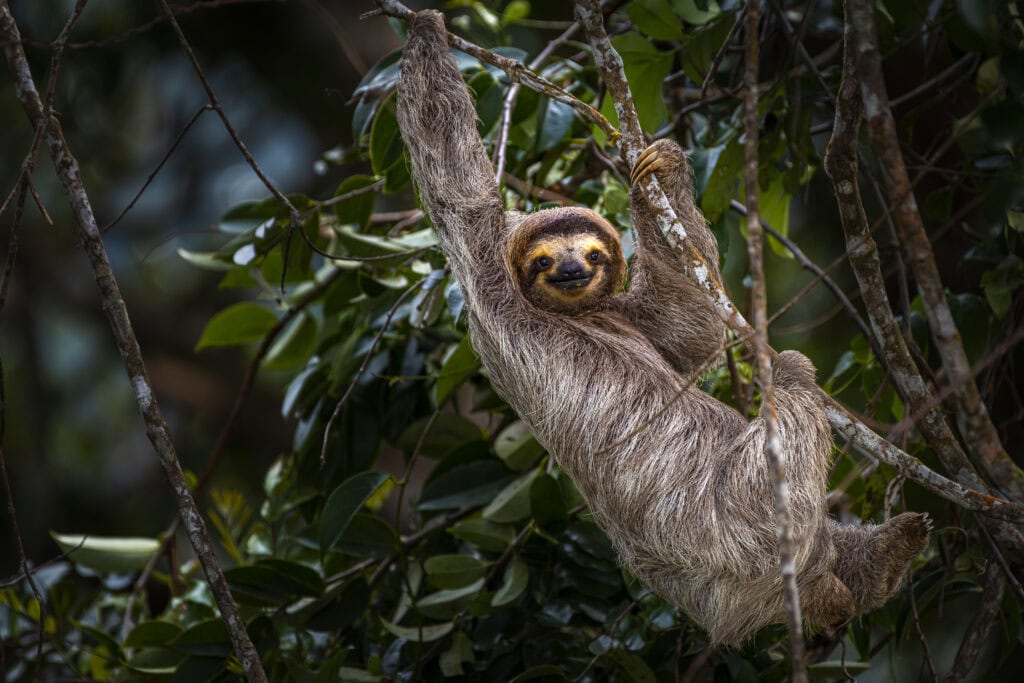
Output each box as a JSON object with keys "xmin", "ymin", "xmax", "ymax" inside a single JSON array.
[{"xmin": 558, "ymin": 261, "xmax": 586, "ymax": 278}]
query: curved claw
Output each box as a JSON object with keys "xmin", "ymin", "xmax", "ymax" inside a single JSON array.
[{"xmin": 630, "ymin": 145, "xmax": 665, "ymax": 186}]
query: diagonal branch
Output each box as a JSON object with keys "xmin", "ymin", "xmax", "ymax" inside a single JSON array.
[
  {"xmin": 0, "ymin": 3, "xmax": 268, "ymax": 681},
  {"xmin": 741, "ymin": 1, "xmax": 807, "ymax": 678},
  {"xmin": 847, "ymin": 0, "xmax": 1024, "ymax": 503},
  {"xmin": 372, "ymin": 0, "xmax": 617, "ymax": 141}
]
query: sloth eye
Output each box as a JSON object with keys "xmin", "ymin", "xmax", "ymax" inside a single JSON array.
[
  {"xmin": 536, "ymin": 256, "xmax": 552, "ymax": 269},
  {"xmin": 588, "ymin": 250, "xmax": 602, "ymax": 263}
]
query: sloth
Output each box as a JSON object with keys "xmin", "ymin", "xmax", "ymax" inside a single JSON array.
[{"xmin": 396, "ymin": 10, "xmax": 930, "ymax": 647}]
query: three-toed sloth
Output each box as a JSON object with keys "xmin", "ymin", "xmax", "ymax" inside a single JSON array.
[{"xmin": 397, "ymin": 10, "xmax": 929, "ymax": 647}]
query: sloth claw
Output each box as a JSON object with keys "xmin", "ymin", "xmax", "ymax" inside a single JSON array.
[{"xmin": 631, "ymin": 146, "xmax": 665, "ymax": 186}]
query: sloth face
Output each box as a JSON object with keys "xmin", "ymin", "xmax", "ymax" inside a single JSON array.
[{"xmin": 508, "ymin": 208, "xmax": 626, "ymax": 315}]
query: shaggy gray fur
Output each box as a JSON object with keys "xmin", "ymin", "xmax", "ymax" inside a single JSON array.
[{"xmin": 396, "ymin": 10, "xmax": 929, "ymax": 647}]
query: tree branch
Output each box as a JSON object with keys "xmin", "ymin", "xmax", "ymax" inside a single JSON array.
[
  {"xmin": 742, "ymin": 2, "xmax": 807, "ymax": 678},
  {"xmin": 0, "ymin": 3, "xmax": 268, "ymax": 680},
  {"xmin": 372, "ymin": 0, "xmax": 617, "ymax": 142}
]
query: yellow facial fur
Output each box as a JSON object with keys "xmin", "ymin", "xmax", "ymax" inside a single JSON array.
[{"xmin": 519, "ymin": 233, "xmax": 622, "ymax": 314}]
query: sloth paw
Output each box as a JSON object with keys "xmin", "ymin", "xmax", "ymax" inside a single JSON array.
[
  {"xmin": 878, "ymin": 512, "xmax": 931, "ymax": 595},
  {"xmin": 630, "ymin": 139, "xmax": 683, "ymax": 186},
  {"xmin": 889, "ymin": 511, "xmax": 932, "ymax": 551}
]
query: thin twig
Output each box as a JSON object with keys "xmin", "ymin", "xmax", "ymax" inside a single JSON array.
[
  {"xmin": 944, "ymin": 561, "xmax": 1005, "ymax": 682},
  {"xmin": 320, "ymin": 279, "xmax": 424, "ymax": 465},
  {"xmin": 976, "ymin": 521, "xmax": 1024, "ymax": 604},
  {"xmin": 906, "ymin": 562, "xmax": 939, "ymax": 682},
  {"xmin": 373, "ymin": 0, "xmax": 618, "ymax": 142},
  {"xmin": 700, "ymin": 7, "xmax": 745, "ymax": 96},
  {"xmin": 104, "ymin": 104, "xmax": 214, "ymax": 232}
]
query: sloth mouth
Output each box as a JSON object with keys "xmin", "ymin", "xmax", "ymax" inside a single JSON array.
[{"xmin": 546, "ymin": 273, "xmax": 594, "ymax": 291}]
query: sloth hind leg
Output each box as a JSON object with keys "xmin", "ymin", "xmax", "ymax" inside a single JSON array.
[
  {"xmin": 830, "ymin": 513, "xmax": 932, "ymax": 613},
  {"xmin": 801, "ymin": 572, "xmax": 856, "ymax": 628}
]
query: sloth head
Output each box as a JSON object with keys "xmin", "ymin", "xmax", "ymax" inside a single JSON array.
[{"xmin": 506, "ymin": 207, "xmax": 626, "ymax": 315}]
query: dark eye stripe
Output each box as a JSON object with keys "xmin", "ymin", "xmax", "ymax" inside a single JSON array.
[{"xmin": 588, "ymin": 251, "xmax": 601, "ymax": 262}]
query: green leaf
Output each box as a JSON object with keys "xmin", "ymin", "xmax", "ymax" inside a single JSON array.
[
  {"xmin": 628, "ymin": 0, "xmax": 685, "ymax": 40},
  {"xmin": 494, "ymin": 421, "xmax": 545, "ymax": 471},
  {"xmin": 177, "ymin": 248, "xmax": 233, "ymax": 272},
  {"xmin": 594, "ymin": 91, "xmax": 619, "ymax": 148},
  {"xmin": 417, "ymin": 578, "xmax": 485, "ymax": 619},
  {"xmin": 397, "ymin": 414, "xmax": 483, "ymax": 459},
  {"xmin": 501, "ymin": 0, "xmax": 530, "ymax": 26},
  {"xmin": 470, "ymin": 71, "xmax": 505, "ymax": 136},
  {"xmin": 195, "ymin": 303, "xmax": 278, "ymax": 350},
  {"xmin": 333, "ymin": 225, "xmax": 426, "ymax": 260},
  {"xmin": 423, "ymin": 554, "xmax": 490, "ymax": 589},
  {"xmin": 433, "ymin": 337, "xmax": 480, "ymax": 406},
  {"xmin": 672, "ymin": 0, "xmax": 720, "ymax": 25},
  {"xmin": 224, "ymin": 568, "xmax": 284, "ymax": 607},
  {"xmin": 510, "ymin": 666, "xmax": 568, "ymax": 682},
  {"xmin": 337, "ymin": 667, "xmax": 383, "ymax": 682},
  {"xmin": 320, "ymin": 472, "xmax": 391, "ymax": 558},
  {"xmin": 418, "ymin": 461, "xmax": 515, "ymax": 511},
  {"xmin": 335, "ymin": 512, "xmax": 399, "ymax": 559},
  {"xmin": 257, "ymin": 558, "xmax": 324, "ymax": 594},
  {"xmin": 536, "ymin": 100, "xmax": 576, "ymax": 152},
  {"xmin": 483, "ymin": 469, "xmax": 540, "ymax": 523},
  {"xmin": 300, "ymin": 578, "xmax": 370, "ymax": 633},
  {"xmin": 760, "ymin": 176, "xmax": 792, "ymax": 259},
  {"xmin": 263, "ymin": 312, "xmax": 318, "ymax": 371},
  {"xmin": 981, "ymin": 256, "xmax": 1024, "ymax": 318},
  {"xmin": 170, "ymin": 619, "xmax": 231, "ymax": 658},
  {"xmin": 370, "ymin": 92, "xmax": 404, "ymax": 174},
  {"xmin": 439, "ymin": 631, "xmax": 475, "ymax": 677},
  {"xmin": 448, "ymin": 517, "xmax": 516, "ymax": 552},
  {"xmin": 50, "ymin": 532, "xmax": 159, "ymax": 574},
  {"xmin": 976, "ymin": 56, "xmax": 1003, "ymax": 94},
  {"xmin": 602, "ymin": 650, "xmax": 657, "ymax": 682},
  {"xmin": 492, "ymin": 556, "xmax": 529, "ymax": 606},
  {"xmin": 1008, "ymin": 210, "xmax": 1024, "ymax": 233},
  {"xmin": 380, "ymin": 619, "xmax": 453, "ymax": 643},
  {"xmin": 530, "ymin": 473, "xmax": 567, "ymax": 529},
  {"xmin": 124, "ymin": 621, "xmax": 183, "ymax": 648},
  {"xmin": 611, "ymin": 32, "xmax": 673, "ymax": 132},
  {"xmin": 698, "ymin": 139, "xmax": 742, "ymax": 222},
  {"xmin": 333, "ymin": 174, "xmax": 379, "ymax": 230}
]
